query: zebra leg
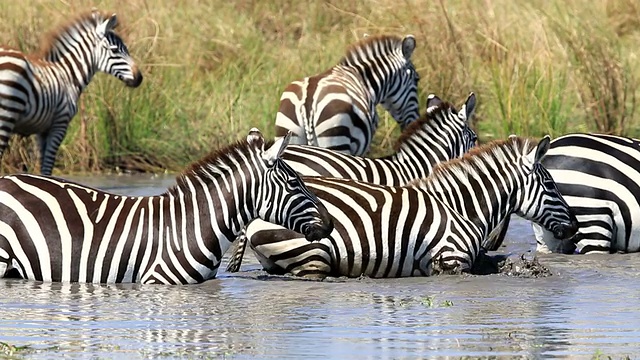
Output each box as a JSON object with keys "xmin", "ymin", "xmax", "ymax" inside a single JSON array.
[
  {"xmin": 37, "ymin": 123, "xmax": 69, "ymax": 176},
  {"xmin": 225, "ymin": 229, "xmax": 248, "ymax": 273},
  {"xmin": 0, "ymin": 120, "xmax": 15, "ymax": 164}
]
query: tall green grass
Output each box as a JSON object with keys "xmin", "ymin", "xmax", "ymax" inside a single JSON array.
[{"xmin": 0, "ymin": 0, "xmax": 639, "ymax": 174}]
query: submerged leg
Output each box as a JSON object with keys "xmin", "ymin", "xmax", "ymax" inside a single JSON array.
[{"xmin": 225, "ymin": 230, "xmax": 248, "ymax": 273}]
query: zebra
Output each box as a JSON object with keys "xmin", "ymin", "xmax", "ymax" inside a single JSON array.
[
  {"xmin": 226, "ymin": 92, "xmax": 478, "ymax": 272},
  {"xmin": 274, "ymin": 34, "xmax": 420, "ymax": 156},
  {"xmin": 228, "ymin": 136, "xmax": 579, "ymax": 279},
  {"xmin": 514, "ymin": 133, "xmax": 640, "ymax": 254},
  {"xmin": 0, "ymin": 128, "xmax": 333, "ymax": 284},
  {"xmin": 0, "ymin": 9, "xmax": 143, "ymax": 176}
]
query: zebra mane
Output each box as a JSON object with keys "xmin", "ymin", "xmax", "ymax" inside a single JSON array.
[
  {"xmin": 37, "ymin": 10, "xmax": 115, "ymax": 59},
  {"xmin": 170, "ymin": 138, "xmax": 273, "ymax": 192},
  {"xmin": 338, "ymin": 34, "xmax": 406, "ymax": 67},
  {"xmin": 394, "ymin": 102, "xmax": 459, "ymax": 151},
  {"xmin": 412, "ymin": 136, "xmax": 539, "ymax": 187}
]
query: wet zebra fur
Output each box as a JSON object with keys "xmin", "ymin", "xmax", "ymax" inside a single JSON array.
[
  {"xmin": 495, "ymin": 133, "xmax": 640, "ymax": 254},
  {"xmin": 0, "ymin": 9, "xmax": 143, "ymax": 175},
  {"xmin": 229, "ymin": 136, "xmax": 578, "ymax": 279},
  {"xmin": 0, "ymin": 129, "xmax": 333, "ymax": 284},
  {"xmin": 274, "ymin": 34, "xmax": 420, "ymax": 156},
  {"xmin": 226, "ymin": 92, "xmax": 478, "ymax": 273}
]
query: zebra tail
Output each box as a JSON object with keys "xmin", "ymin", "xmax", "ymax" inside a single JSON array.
[{"xmin": 226, "ymin": 231, "xmax": 249, "ymax": 273}]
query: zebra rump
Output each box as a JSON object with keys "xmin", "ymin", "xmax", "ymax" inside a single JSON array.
[
  {"xmin": 530, "ymin": 133, "xmax": 640, "ymax": 254},
  {"xmin": 239, "ymin": 136, "xmax": 578, "ymax": 279},
  {"xmin": 274, "ymin": 34, "xmax": 420, "ymax": 156},
  {"xmin": 0, "ymin": 128, "xmax": 332, "ymax": 284}
]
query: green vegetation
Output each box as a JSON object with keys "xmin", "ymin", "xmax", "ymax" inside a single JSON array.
[
  {"xmin": 1, "ymin": 0, "xmax": 639, "ymax": 174},
  {"xmin": 0, "ymin": 341, "xmax": 31, "ymax": 358}
]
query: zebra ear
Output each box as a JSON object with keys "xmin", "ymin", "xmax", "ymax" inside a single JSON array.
[
  {"xmin": 460, "ymin": 92, "xmax": 476, "ymax": 122},
  {"xmin": 96, "ymin": 14, "xmax": 118, "ymax": 38},
  {"xmin": 534, "ymin": 135, "xmax": 551, "ymax": 163},
  {"xmin": 262, "ymin": 131, "xmax": 292, "ymax": 165},
  {"xmin": 246, "ymin": 127, "xmax": 265, "ymax": 150},
  {"xmin": 426, "ymin": 94, "xmax": 443, "ymax": 113},
  {"xmin": 402, "ymin": 35, "xmax": 416, "ymax": 59}
]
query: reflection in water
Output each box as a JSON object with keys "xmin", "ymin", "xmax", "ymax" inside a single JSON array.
[{"xmin": 0, "ymin": 177, "xmax": 638, "ymax": 358}]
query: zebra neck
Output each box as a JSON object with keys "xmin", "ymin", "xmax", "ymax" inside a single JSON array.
[
  {"xmin": 333, "ymin": 65, "xmax": 378, "ymax": 106},
  {"xmin": 44, "ymin": 40, "xmax": 98, "ymax": 98},
  {"xmin": 391, "ymin": 137, "xmax": 458, "ymax": 180},
  {"xmin": 425, "ymin": 176, "xmax": 516, "ymax": 239}
]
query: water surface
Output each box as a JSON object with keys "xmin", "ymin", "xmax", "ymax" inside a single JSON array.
[{"xmin": 0, "ymin": 174, "xmax": 638, "ymax": 359}]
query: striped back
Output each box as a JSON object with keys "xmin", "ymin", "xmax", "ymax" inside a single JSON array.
[
  {"xmin": 274, "ymin": 34, "xmax": 420, "ymax": 156},
  {"xmin": 281, "ymin": 93, "xmax": 477, "ymax": 185},
  {"xmin": 41, "ymin": 10, "xmax": 143, "ymax": 88},
  {"xmin": 420, "ymin": 135, "xmax": 578, "ymax": 243}
]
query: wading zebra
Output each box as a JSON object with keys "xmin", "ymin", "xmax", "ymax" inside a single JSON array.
[
  {"xmin": 524, "ymin": 133, "xmax": 640, "ymax": 254},
  {"xmin": 230, "ymin": 136, "xmax": 578, "ymax": 279},
  {"xmin": 0, "ymin": 9, "xmax": 143, "ymax": 175},
  {"xmin": 0, "ymin": 129, "xmax": 333, "ymax": 284},
  {"xmin": 274, "ymin": 34, "xmax": 420, "ymax": 156},
  {"xmin": 226, "ymin": 93, "xmax": 478, "ymax": 272}
]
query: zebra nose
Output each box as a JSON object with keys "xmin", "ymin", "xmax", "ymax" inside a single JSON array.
[
  {"xmin": 126, "ymin": 71, "xmax": 143, "ymax": 88},
  {"xmin": 302, "ymin": 215, "xmax": 333, "ymax": 242}
]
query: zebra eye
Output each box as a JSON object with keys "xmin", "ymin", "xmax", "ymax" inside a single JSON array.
[{"xmin": 287, "ymin": 178, "xmax": 300, "ymax": 187}]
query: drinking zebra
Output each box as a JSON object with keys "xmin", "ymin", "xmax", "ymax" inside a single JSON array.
[
  {"xmin": 0, "ymin": 129, "xmax": 333, "ymax": 284},
  {"xmin": 523, "ymin": 133, "xmax": 640, "ymax": 254},
  {"xmin": 229, "ymin": 136, "xmax": 578, "ymax": 279},
  {"xmin": 226, "ymin": 92, "xmax": 478, "ymax": 272},
  {"xmin": 274, "ymin": 34, "xmax": 420, "ymax": 156},
  {"xmin": 0, "ymin": 9, "xmax": 143, "ymax": 175}
]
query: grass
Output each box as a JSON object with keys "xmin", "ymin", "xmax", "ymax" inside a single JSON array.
[{"xmin": 1, "ymin": 0, "xmax": 640, "ymax": 174}]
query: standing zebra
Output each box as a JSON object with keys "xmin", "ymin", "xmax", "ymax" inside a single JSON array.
[
  {"xmin": 275, "ymin": 34, "xmax": 420, "ymax": 156},
  {"xmin": 231, "ymin": 136, "xmax": 578, "ymax": 279},
  {"xmin": 524, "ymin": 133, "xmax": 640, "ymax": 254},
  {"xmin": 226, "ymin": 92, "xmax": 478, "ymax": 272},
  {"xmin": 0, "ymin": 9, "xmax": 143, "ymax": 175},
  {"xmin": 0, "ymin": 128, "xmax": 333, "ymax": 284}
]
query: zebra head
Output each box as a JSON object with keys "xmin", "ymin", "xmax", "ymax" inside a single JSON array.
[
  {"xmin": 515, "ymin": 135, "xmax": 578, "ymax": 240},
  {"xmin": 248, "ymin": 129, "xmax": 333, "ymax": 241},
  {"xmin": 93, "ymin": 12, "xmax": 143, "ymax": 88},
  {"xmin": 426, "ymin": 92, "xmax": 478, "ymax": 154},
  {"xmin": 379, "ymin": 35, "xmax": 420, "ymax": 130}
]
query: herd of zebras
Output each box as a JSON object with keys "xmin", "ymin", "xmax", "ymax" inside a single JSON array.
[{"xmin": 0, "ymin": 9, "xmax": 638, "ymax": 285}]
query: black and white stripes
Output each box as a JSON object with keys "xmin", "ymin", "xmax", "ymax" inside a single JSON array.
[
  {"xmin": 0, "ymin": 9, "xmax": 143, "ymax": 175},
  {"xmin": 529, "ymin": 133, "xmax": 640, "ymax": 254},
  {"xmin": 0, "ymin": 129, "xmax": 332, "ymax": 284},
  {"xmin": 231, "ymin": 136, "xmax": 578, "ymax": 279},
  {"xmin": 274, "ymin": 34, "xmax": 420, "ymax": 156}
]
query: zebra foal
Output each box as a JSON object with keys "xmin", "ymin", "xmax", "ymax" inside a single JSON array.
[
  {"xmin": 275, "ymin": 34, "xmax": 420, "ymax": 156},
  {"xmin": 0, "ymin": 9, "xmax": 143, "ymax": 175},
  {"xmin": 233, "ymin": 136, "xmax": 578, "ymax": 279},
  {"xmin": 226, "ymin": 92, "xmax": 478, "ymax": 272},
  {"xmin": 0, "ymin": 129, "xmax": 333, "ymax": 284}
]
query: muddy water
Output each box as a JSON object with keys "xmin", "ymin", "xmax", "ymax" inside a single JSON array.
[{"xmin": 0, "ymin": 174, "xmax": 639, "ymax": 359}]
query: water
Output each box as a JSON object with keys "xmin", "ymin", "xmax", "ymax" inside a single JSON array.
[{"xmin": 0, "ymin": 174, "xmax": 639, "ymax": 359}]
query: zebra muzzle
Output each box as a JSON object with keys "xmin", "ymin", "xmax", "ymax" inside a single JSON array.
[
  {"xmin": 125, "ymin": 71, "xmax": 143, "ymax": 88},
  {"xmin": 301, "ymin": 220, "xmax": 333, "ymax": 242},
  {"xmin": 552, "ymin": 218, "xmax": 579, "ymax": 240}
]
